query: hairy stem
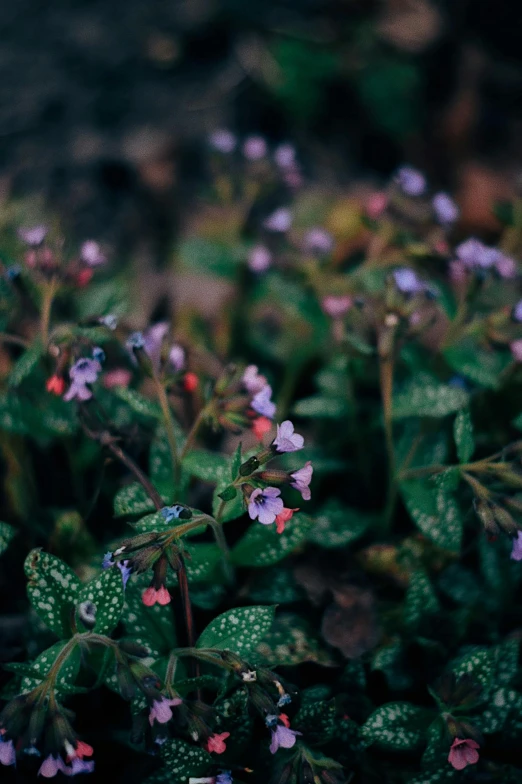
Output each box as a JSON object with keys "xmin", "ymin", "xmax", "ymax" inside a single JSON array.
[{"xmin": 154, "ymin": 376, "xmax": 180, "ymax": 489}]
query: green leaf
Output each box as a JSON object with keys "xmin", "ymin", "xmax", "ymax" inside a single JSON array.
[
  {"xmin": 309, "ymin": 501, "xmax": 374, "ymax": 548},
  {"xmin": 182, "ymin": 449, "xmax": 230, "ymax": 484},
  {"xmin": 453, "ymin": 409, "xmax": 474, "ymax": 463},
  {"xmin": 24, "ymin": 549, "xmax": 81, "ymax": 638},
  {"xmin": 77, "ymin": 567, "xmax": 124, "ymax": 635},
  {"xmin": 114, "ymin": 482, "xmax": 166, "ymax": 516},
  {"xmin": 361, "ymin": 702, "xmax": 432, "ymax": 750},
  {"xmin": 404, "ymin": 570, "xmax": 440, "ymax": 629},
  {"xmin": 20, "ymin": 640, "xmax": 81, "ymax": 695},
  {"xmin": 196, "ymin": 605, "xmax": 275, "ymax": 656},
  {"xmin": 9, "ymin": 340, "xmax": 42, "ymax": 386},
  {"xmin": 451, "ymin": 638, "xmax": 519, "ymax": 692},
  {"xmin": 357, "ymin": 57, "xmax": 421, "ymax": 139},
  {"xmin": 255, "ymin": 613, "xmax": 335, "ymax": 667},
  {"xmin": 393, "ymin": 380, "xmax": 469, "ymax": 419},
  {"xmin": 178, "ymin": 237, "xmax": 245, "ymax": 279},
  {"xmin": 231, "ymin": 442, "xmax": 242, "ymax": 479},
  {"xmin": 0, "ymin": 521, "xmax": 16, "ymax": 556},
  {"xmin": 231, "ymin": 514, "xmax": 314, "ymax": 567},
  {"xmin": 159, "ymin": 737, "xmax": 212, "ymax": 779},
  {"xmin": 112, "ymin": 387, "xmax": 161, "ymax": 418},
  {"xmin": 400, "ymin": 478, "xmax": 463, "ymax": 552},
  {"xmin": 123, "ymin": 584, "xmax": 176, "ymax": 658},
  {"xmin": 294, "ymin": 699, "xmax": 337, "ymax": 743},
  {"xmin": 444, "ymin": 341, "xmax": 511, "ymax": 389},
  {"xmin": 477, "ymin": 688, "xmax": 522, "ymax": 733},
  {"xmin": 184, "ymin": 543, "xmax": 222, "ymax": 582},
  {"xmin": 293, "ymin": 395, "xmax": 347, "ymax": 418}
]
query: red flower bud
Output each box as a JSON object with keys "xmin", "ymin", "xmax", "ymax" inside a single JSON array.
[{"xmin": 183, "ymin": 372, "xmax": 199, "ymax": 392}]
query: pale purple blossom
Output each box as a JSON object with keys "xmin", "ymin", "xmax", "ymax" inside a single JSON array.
[
  {"xmin": 18, "ymin": 224, "xmax": 48, "ymax": 246},
  {"xmin": 248, "ymin": 245, "xmax": 272, "ymax": 273},
  {"xmin": 102, "ymin": 552, "xmax": 131, "ymax": 588},
  {"xmin": 209, "ymin": 129, "xmax": 236, "ymax": 154},
  {"xmin": 243, "ymin": 136, "xmax": 267, "ymax": 160},
  {"xmin": 248, "ymin": 487, "xmax": 284, "ymax": 525},
  {"xmin": 496, "ymin": 253, "xmax": 517, "ymax": 279},
  {"xmin": 511, "ymin": 531, "xmax": 522, "ymax": 561},
  {"xmin": 169, "ymin": 344, "xmax": 185, "ymax": 372},
  {"xmin": 269, "ymin": 724, "xmax": 301, "ymax": 754},
  {"xmin": 38, "ymin": 754, "xmax": 68, "ymax": 777},
  {"xmin": 100, "ymin": 314, "xmax": 118, "ymax": 330},
  {"xmin": 456, "ymin": 238, "xmax": 498, "ymax": 269},
  {"xmin": 433, "ymin": 192, "xmax": 459, "ymax": 225},
  {"xmin": 263, "ymin": 208, "xmax": 292, "ymax": 233},
  {"xmin": 393, "ymin": 268, "xmax": 425, "ymax": 294},
  {"xmin": 242, "ymin": 365, "xmax": 267, "ymax": 394},
  {"xmin": 395, "ymin": 166, "xmax": 426, "ymax": 196},
  {"xmin": 80, "ymin": 240, "xmax": 106, "ymax": 267},
  {"xmin": 149, "ymin": 696, "xmax": 183, "ymax": 726},
  {"xmin": 0, "ymin": 735, "xmax": 16, "ymax": 766},
  {"xmin": 513, "ymin": 301, "xmax": 522, "ymax": 322},
  {"xmin": 511, "ymin": 339, "xmax": 522, "ymax": 362},
  {"xmin": 67, "ymin": 758, "xmax": 95, "ymax": 775},
  {"xmin": 321, "ymin": 295, "xmax": 352, "ymax": 318},
  {"xmin": 251, "ymin": 385, "xmax": 276, "ymax": 419},
  {"xmin": 143, "ymin": 322, "xmax": 169, "ymax": 371},
  {"xmin": 290, "ymin": 461, "xmax": 313, "ymax": 501},
  {"xmin": 273, "ymin": 420, "xmax": 304, "ymax": 453},
  {"xmin": 303, "ymin": 228, "xmax": 333, "ymax": 254},
  {"xmin": 64, "ymin": 358, "xmax": 102, "ymax": 402},
  {"xmin": 274, "ymin": 143, "xmax": 296, "ymax": 169}
]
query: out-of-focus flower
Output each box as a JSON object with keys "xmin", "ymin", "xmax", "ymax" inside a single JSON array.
[
  {"xmin": 206, "ymin": 732, "xmax": 230, "ymax": 754},
  {"xmin": 448, "ymin": 738, "xmax": 480, "ymax": 771},
  {"xmin": 169, "ymin": 344, "xmax": 185, "ymax": 372},
  {"xmin": 252, "ymin": 416, "xmax": 272, "ymax": 441},
  {"xmin": 303, "ymin": 228, "xmax": 333, "ymax": 254},
  {"xmin": 496, "ymin": 253, "xmax": 517, "ymax": 278},
  {"xmin": 273, "ymin": 421, "xmax": 304, "ymax": 453},
  {"xmin": 263, "ymin": 208, "xmax": 292, "ymax": 232},
  {"xmin": 64, "ymin": 358, "xmax": 102, "ymax": 402},
  {"xmin": 143, "ymin": 322, "xmax": 169, "ymax": 372},
  {"xmin": 433, "ymin": 192, "xmax": 459, "ymax": 224},
  {"xmin": 395, "ymin": 166, "xmax": 426, "ymax": 196},
  {"xmin": 393, "ymin": 267, "xmax": 424, "ymax": 294},
  {"xmin": 511, "ymin": 339, "xmax": 522, "ymax": 362},
  {"xmin": 0, "ymin": 733, "xmax": 16, "ymax": 766},
  {"xmin": 81, "ymin": 240, "xmax": 106, "ymax": 267},
  {"xmin": 290, "ymin": 462, "xmax": 313, "ymax": 501},
  {"xmin": 243, "ymin": 136, "xmax": 267, "ymax": 160},
  {"xmin": 18, "ymin": 225, "xmax": 48, "ymax": 246},
  {"xmin": 456, "ymin": 238, "xmax": 498, "ymax": 269},
  {"xmin": 209, "ymin": 130, "xmax": 236, "ymax": 154},
  {"xmin": 274, "ymin": 143, "xmax": 296, "ymax": 169},
  {"xmin": 38, "ymin": 754, "xmax": 68, "ymax": 777},
  {"xmin": 100, "ymin": 314, "xmax": 118, "ymax": 330},
  {"xmin": 46, "ymin": 375, "xmax": 66, "ymax": 395},
  {"xmin": 248, "ymin": 487, "xmax": 284, "ymax": 525},
  {"xmin": 321, "ymin": 295, "xmax": 352, "ymax": 318},
  {"xmin": 366, "ymin": 192, "xmax": 388, "ymax": 219},
  {"xmin": 251, "ymin": 385, "xmax": 276, "ymax": 419},
  {"xmin": 513, "ymin": 301, "xmax": 522, "ymax": 322},
  {"xmin": 247, "ymin": 245, "xmax": 272, "ymax": 273},
  {"xmin": 183, "ymin": 372, "xmax": 199, "ymax": 392},
  {"xmin": 511, "ymin": 531, "xmax": 522, "ymax": 561},
  {"xmin": 102, "ymin": 368, "xmax": 132, "ymax": 389},
  {"xmin": 149, "ymin": 696, "xmax": 182, "ymax": 726},
  {"xmin": 243, "ymin": 365, "xmax": 267, "ymax": 394}
]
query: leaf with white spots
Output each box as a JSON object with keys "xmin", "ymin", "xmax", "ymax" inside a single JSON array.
[
  {"xmin": 230, "ymin": 514, "xmax": 315, "ymax": 567},
  {"xmin": 361, "ymin": 702, "xmax": 433, "ymax": 750},
  {"xmin": 404, "ymin": 570, "xmax": 440, "ymax": 629},
  {"xmin": 294, "ymin": 699, "xmax": 337, "ymax": 743},
  {"xmin": 451, "ymin": 638, "xmax": 519, "ymax": 692},
  {"xmin": 123, "ymin": 585, "xmax": 176, "ymax": 658},
  {"xmin": 400, "ymin": 478, "xmax": 463, "ymax": 552},
  {"xmin": 409, "ymin": 769, "xmax": 459, "ymax": 784},
  {"xmin": 114, "ymin": 482, "xmax": 168, "ymax": 516},
  {"xmin": 20, "ymin": 640, "xmax": 81, "ymax": 695},
  {"xmin": 254, "ymin": 612, "xmax": 335, "ymax": 667},
  {"xmin": 112, "ymin": 387, "xmax": 162, "ymax": 418},
  {"xmin": 184, "ymin": 543, "xmax": 222, "ymax": 582},
  {"xmin": 159, "ymin": 737, "xmax": 212, "ymax": 779},
  {"xmin": 393, "ymin": 378, "xmax": 469, "ymax": 419},
  {"xmin": 477, "ymin": 688, "xmax": 522, "ymax": 734},
  {"xmin": 0, "ymin": 521, "xmax": 17, "ymax": 556},
  {"xmin": 453, "ymin": 409, "xmax": 474, "ymax": 463},
  {"xmin": 24, "ymin": 549, "xmax": 81, "ymax": 638},
  {"xmin": 444, "ymin": 341, "xmax": 511, "ymax": 389},
  {"xmin": 182, "ymin": 449, "xmax": 230, "ymax": 483},
  {"xmin": 8, "ymin": 339, "xmax": 43, "ymax": 386},
  {"xmin": 77, "ymin": 566, "xmax": 124, "ymax": 635},
  {"xmin": 309, "ymin": 501, "xmax": 375, "ymax": 548},
  {"xmin": 196, "ymin": 605, "xmax": 276, "ymax": 656}
]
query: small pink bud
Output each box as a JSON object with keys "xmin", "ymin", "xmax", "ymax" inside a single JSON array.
[{"xmin": 205, "ymin": 732, "xmax": 230, "ymax": 754}]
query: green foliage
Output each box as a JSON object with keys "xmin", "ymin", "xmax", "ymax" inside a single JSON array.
[
  {"xmin": 393, "ymin": 378, "xmax": 469, "ymax": 419},
  {"xmin": 400, "ymin": 478, "xmax": 463, "ymax": 552},
  {"xmin": 453, "ymin": 409, "xmax": 474, "ymax": 463},
  {"xmin": 76, "ymin": 567, "xmax": 125, "ymax": 634},
  {"xmin": 0, "ymin": 520, "xmax": 16, "ymax": 556},
  {"xmin": 196, "ymin": 605, "xmax": 275, "ymax": 656},
  {"xmin": 231, "ymin": 514, "xmax": 314, "ymax": 566},
  {"xmin": 24, "ymin": 549, "xmax": 81, "ymax": 638},
  {"xmin": 361, "ymin": 702, "xmax": 433, "ymax": 750}
]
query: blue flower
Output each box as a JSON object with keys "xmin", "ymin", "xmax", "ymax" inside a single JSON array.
[
  {"xmin": 161, "ymin": 505, "xmax": 190, "ymax": 522},
  {"xmin": 277, "ymin": 693, "xmax": 292, "ymax": 707},
  {"xmin": 251, "ymin": 385, "xmax": 276, "ymax": 419},
  {"xmin": 92, "ymin": 347, "xmax": 105, "ymax": 363},
  {"xmin": 102, "ymin": 551, "xmax": 114, "ymax": 569}
]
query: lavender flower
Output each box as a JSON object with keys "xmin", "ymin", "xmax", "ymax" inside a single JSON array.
[
  {"xmin": 248, "ymin": 487, "xmax": 284, "ymax": 525},
  {"xmin": 513, "ymin": 301, "xmax": 522, "ymax": 323},
  {"xmin": 126, "ymin": 331, "xmax": 145, "ymax": 350},
  {"xmin": 161, "ymin": 505, "xmax": 189, "ymax": 522},
  {"xmin": 64, "ymin": 358, "xmax": 102, "ymax": 402},
  {"xmin": 149, "ymin": 696, "xmax": 182, "ymax": 726},
  {"xmin": 495, "ymin": 253, "xmax": 517, "ymax": 279},
  {"xmin": 81, "ymin": 240, "xmax": 106, "ymax": 266},
  {"xmin": 243, "ymin": 136, "xmax": 267, "ymax": 161},
  {"xmin": 322, "ymin": 295, "xmax": 352, "ymax": 318},
  {"xmin": 169, "ymin": 344, "xmax": 185, "ymax": 372},
  {"xmin": 393, "ymin": 267, "xmax": 425, "ymax": 294},
  {"xmin": 92, "ymin": 347, "xmax": 105, "ymax": 364},
  {"xmin": 273, "ymin": 420, "xmax": 304, "ymax": 453},
  {"xmin": 216, "ymin": 773, "xmax": 233, "ymax": 784},
  {"xmin": 251, "ymin": 385, "xmax": 276, "ymax": 419},
  {"xmin": 100, "ymin": 314, "xmax": 118, "ymax": 330},
  {"xmin": 18, "ymin": 224, "xmax": 48, "ymax": 246},
  {"xmin": 247, "ymin": 245, "xmax": 272, "ymax": 273},
  {"xmin": 143, "ymin": 322, "xmax": 169, "ymax": 372},
  {"xmin": 432, "ymin": 193, "xmax": 459, "ymax": 225},
  {"xmin": 0, "ymin": 734, "xmax": 16, "ymax": 766},
  {"xmin": 67, "ymin": 758, "xmax": 95, "ymax": 775},
  {"xmin": 395, "ymin": 166, "xmax": 426, "ymax": 196},
  {"xmin": 456, "ymin": 238, "xmax": 498, "ymax": 269},
  {"xmin": 263, "ymin": 208, "xmax": 292, "ymax": 233},
  {"xmin": 290, "ymin": 461, "xmax": 313, "ymax": 501},
  {"xmin": 511, "ymin": 339, "xmax": 522, "ymax": 362},
  {"xmin": 209, "ymin": 129, "xmax": 236, "ymax": 154},
  {"xmin": 242, "ymin": 365, "xmax": 267, "ymax": 394},
  {"xmin": 303, "ymin": 227, "xmax": 333, "ymax": 254},
  {"xmin": 38, "ymin": 754, "xmax": 68, "ymax": 777},
  {"xmin": 269, "ymin": 724, "xmax": 301, "ymax": 754},
  {"xmin": 274, "ymin": 143, "xmax": 296, "ymax": 169},
  {"xmin": 511, "ymin": 531, "xmax": 522, "ymax": 561}
]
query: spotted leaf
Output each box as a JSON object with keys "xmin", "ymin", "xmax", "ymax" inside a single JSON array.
[
  {"xmin": 362, "ymin": 702, "xmax": 433, "ymax": 750},
  {"xmin": 77, "ymin": 566, "xmax": 124, "ymax": 635},
  {"xmin": 196, "ymin": 605, "xmax": 275, "ymax": 656},
  {"xmin": 24, "ymin": 549, "xmax": 81, "ymax": 638}
]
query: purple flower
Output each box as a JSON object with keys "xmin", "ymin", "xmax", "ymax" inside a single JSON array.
[
  {"xmin": 511, "ymin": 339, "xmax": 522, "ymax": 362},
  {"xmin": 511, "ymin": 531, "xmax": 522, "ymax": 561},
  {"xmin": 248, "ymin": 245, "xmax": 272, "ymax": 273},
  {"xmin": 495, "ymin": 253, "xmax": 517, "ymax": 279},
  {"xmin": 209, "ymin": 129, "xmax": 236, "ymax": 154},
  {"xmin": 80, "ymin": 240, "xmax": 106, "ymax": 267},
  {"xmin": 127, "ymin": 331, "xmax": 145, "ymax": 351},
  {"xmin": 92, "ymin": 347, "xmax": 105, "ymax": 364},
  {"xmin": 269, "ymin": 724, "xmax": 301, "ymax": 754},
  {"xmin": 242, "ymin": 365, "xmax": 267, "ymax": 394},
  {"xmin": 149, "ymin": 696, "xmax": 182, "ymax": 726},
  {"xmin": 67, "ymin": 758, "xmax": 95, "ymax": 775},
  {"xmin": 274, "ymin": 143, "xmax": 296, "ymax": 169},
  {"xmin": 38, "ymin": 754, "xmax": 67, "ymax": 777},
  {"xmin": 456, "ymin": 238, "xmax": 498, "ymax": 269},
  {"xmin": 251, "ymin": 385, "xmax": 276, "ymax": 419},
  {"xmin": 243, "ymin": 136, "xmax": 267, "ymax": 161},
  {"xmin": 273, "ymin": 420, "xmax": 304, "ymax": 453},
  {"xmin": 432, "ymin": 193, "xmax": 459, "ymax": 225},
  {"xmin": 303, "ymin": 228, "xmax": 333, "ymax": 254},
  {"xmin": 263, "ymin": 208, "xmax": 292, "ymax": 233},
  {"xmin": 18, "ymin": 224, "xmax": 48, "ymax": 246},
  {"xmin": 393, "ymin": 268, "xmax": 424, "ymax": 294},
  {"xmin": 395, "ymin": 166, "xmax": 426, "ymax": 196},
  {"xmin": 216, "ymin": 773, "xmax": 233, "ymax": 784},
  {"xmin": 0, "ymin": 735, "xmax": 16, "ymax": 766},
  {"xmin": 169, "ymin": 344, "xmax": 185, "ymax": 372},
  {"xmin": 248, "ymin": 487, "xmax": 284, "ymax": 525},
  {"xmin": 290, "ymin": 461, "xmax": 313, "ymax": 501},
  {"xmin": 143, "ymin": 322, "xmax": 169, "ymax": 372},
  {"xmin": 119, "ymin": 561, "xmax": 132, "ymax": 588},
  {"xmin": 102, "ymin": 551, "xmax": 114, "ymax": 569},
  {"xmin": 321, "ymin": 295, "xmax": 352, "ymax": 318},
  {"xmin": 64, "ymin": 358, "xmax": 101, "ymax": 402},
  {"xmin": 513, "ymin": 301, "xmax": 522, "ymax": 323}
]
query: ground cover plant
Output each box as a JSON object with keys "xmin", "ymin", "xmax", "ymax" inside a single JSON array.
[{"xmin": 1, "ymin": 138, "xmax": 522, "ymax": 784}]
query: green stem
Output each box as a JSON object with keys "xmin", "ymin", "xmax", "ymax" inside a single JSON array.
[
  {"xmin": 379, "ymin": 350, "xmax": 397, "ymax": 531},
  {"xmin": 210, "ymin": 519, "xmax": 234, "ymax": 585},
  {"xmin": 179, "ymin": 404, "xmax": 210, "ymax": 463},
  {"xmin": 40, "ymin": 278, "xmax": 57, "ymax": 349},
  {"xmin": 154, "ymin": 376, "xmax": 180, "ymax": 489}
]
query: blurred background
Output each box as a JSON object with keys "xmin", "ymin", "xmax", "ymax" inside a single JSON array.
[{"xmin": 1, "ymin": 0, "xmax": 521, "ymax": 255}]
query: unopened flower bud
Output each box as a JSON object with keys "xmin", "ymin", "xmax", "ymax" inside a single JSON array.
[
  {"xmin": 255, "ymin": 469, "xmax": 288, "ymax": 484},
  {"xmin": 77, "ymin": 600, "xmax": 97, "ymax": 629},
  {"xmin": 239, "ymin": 456, "xmax": 260, "ymax": 477}
]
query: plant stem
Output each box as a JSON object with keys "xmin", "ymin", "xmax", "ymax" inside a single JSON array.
[
  {"xmin": 154, "ymin": 376, "xmax": 180, "ymax": 489},
  {"xmin": 179, "ymin": 405, "xmax": 209, "ymax": 462},
  {"xmin": 40, "ymin": 278, "xmax": 57, "ymax": 349},
  {"xmin": 210, "ymin": 519, "xmax": 234, "ymax": 584},
  {"xmin": 379, "ymin": 342, "xmax": 397, "ymax": 531},
  {"xmin": 0, "ymin": 332, "xmax": 29, "ymax": 348}
]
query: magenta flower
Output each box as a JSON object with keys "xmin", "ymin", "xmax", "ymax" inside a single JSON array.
[
  {"xmin": 149, "ymin": 696, "xmax": 183, "ymax": 726},
  {"xmin": 395, "ymin": 166, "xmax": 426, "ymax": 196},
  {"xmin": 169, "ymin": 344, "xmax": 185, "ymax": 372},
  {"xmin": 290, "ymin": 462, "xmax": 313, "ymax": 501},
  {"xmin": 432, "ymin": 193, "xmax": 459, "ymax": 224},
  {"xmin": 251, "ymin": 385, "xmax": 276, "ymax": 419},
  {"xmin": 263, "ymin": 208, "xmax": 292, "ymax": 232},
  {"xmin": 38, "ymin": 754, "xmax": 68, "ymax": 777},
  {"xmin": 511, "ymin": 531, "xmax": 522, "ymax": 561},
  {"xmin": 0, "ymin": 734, "xmax": 15, "ymax": 766},
  {"xmin": 273, "ymin": 420, "xmax": 304, "ymax": 453},
  {"xmin": 274, "ymin": 143, "xmax": 296, "ymax": 169},
  {"xmin": 269, "ymin": 724, "xmax": 301, "ymax": 754},
  {"xmin": 322, "ymin": 295, "xmax": 352, "ymax": 318},
  {"xmin": 393, "ymin": 268, "xmax": 424, "ymax": 294},
  {"xmin": 18, "ymin": 224, "xmax": 48, "ymax": 246},
  {"xmin": 511, "ymin": 339, "xmax": 522, "ymax": 362},
  {"xmin": 80, "ymin": 240, "xmax": 106, "ymax": 266},
  {"xmin": 248, "ymin": 245, "xmax": 272, "ymax": 273},
  {"xmin": 243, "ymin": 136, "xmax": 267, "ymax": 160},
  {"xmin": 448, "ymin": 738, "xmax": 480, "ymax": 771},
  {"xmin": 242, "ymin": 365, "xmax": 267, "ymax": 394},
  {"xmin": 248, "ymin": 487, "xmax": 284, "ymax": 525},
  {"xmin": 209, "ymin": 129, "xmax": 236, "ymax": 154},
  {"xmin": 303, "ymin": 228, "xmax": 333, "ymax": 254}
]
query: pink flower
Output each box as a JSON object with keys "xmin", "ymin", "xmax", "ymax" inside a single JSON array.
[
  {"xmin": 248, "ymin": 245, "xmax": 272, "ymax": 273},
  {"xmin": 242, "ymin": 365, "xmax": 267, "ymax": 394},
  {"xmin": 243, "ymin": 136, "xmax": 267, "ymax": 160},
  {"xmin": 263, "ymin": 208, "xmax": 292, "ymax": 232},
  {"xmin": 102, "ymin": 368, "xmax": 132, "ymax": 389},
  {"xmin": 511, "ymin": 339, "xmax": 522, "ymax": 362},
  {"xmin": 322, "ymin": 295, "xmax": 352, "ymax": 318},
  {"xmin": 38, "ymin": 754, "xmax": 68, "ymax": 777},
  {"xmin": 275, "ymin": 507, "xmax": 299, "ymax": 534},
  {"xmin": 248, "ymin": 487, "xmax": 284, "ymax": 525},
  {"xmin": 149, "ymin": 696, "xmax": 183, "ymax": 725},
  {"xmin": 496, "ymin": 253, "xmax": 517, "ymax": 279},
  {"xmin": 448, "ymin": 738, "xmax": 480, "ymax": 771},
  {"xmin": 274, "ymin": 143, "xmax": 296, "ymax": 169},
  {"xmin": 303, "ymin": 228, "xmax": 333, "ymax": 254},
  {"xmin": 449, "ymin": 259, "xmax": 468, "ymax": 284},
  {"xmin": 142, "ymin": 586, "xmax": 171, "ymax": 606},
  {"xmin": 366, "ymin": 192, "xmax": 387, "ymax": 219},
  {"xmin": 252, "ymin": 416, "xmax": 272, "ymax": 441},
  {"xmin": 206, "ymin": 732, "xmax": 230, "ymax": 754},
  {"xmin": 0, "ymin": 734, "xmax": 16, "ymax": 766},
  {"xmin": 290, "ymin": 461, "xmax": 313, "ymax": 501},
  {"xmin": 209, "ymin": 129, "xmax": 236, "ymax": 154},
  {"xmin": 80, "ymin": 240, "xmax": 106, "ymax": 267},
  {"xmin": 65, "ymin": 740, "xmax": 93, "ymax": 762},
  {"xmin": 273, "ymin": 420, "xmax": 304, "ymax": 453},
  {"xmin": 511, "ymin": 531, "xmax": 522, "ymax": 561}
]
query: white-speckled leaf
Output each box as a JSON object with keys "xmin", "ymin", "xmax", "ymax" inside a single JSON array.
[
  {"xmin": 254, "ymin": 612, "xmax": 335, "ymax": 667},
  {"xmin": 9, "ymin": 340, "xmax": 42, "ymax": 386},
  {"xmin": 123, "ymin": 584, "xmax": 176, "ymax": 657},
  {"xmin": 184, "ymin": 543, "xmax": 222, "ymax": 582},
  {"xmin": 400, "ymin": 478, "xmax": 462, "ymax": 552},
  {"xmin": 477, "ymin": 688, "xmax": 522, "ymax": 734},
  {"xmin": 409, "ymin": 769, "xmax": 459, "ymax": 784},
  {"xmin": 24, "ymin": 549, "xmax": 81, "ymax": 638},
  {"xmin": 0, "ymin": 521, "xmax": 16, "ymax": 556},
  {"xmin": 196, "ymin": 605, "xmax": 275, "ymax": 656},
  {"xmin": 404, "ymin": 570, "xmax": 440, "ymax": 629},
  {"xmin": 361, "ymin": 702, "xmax": 432, "ymax": 750},
  {"xmin": 183, "ymin": 449, "xmax": 229, "ymax": 483},
  {"xmin": 454, "ymin": 409, "xmax": 474, "ymax": 463},
  {"xmin": 393, "ymin": 380, "xmax": 468, "ymax": 419},
  {"xmin": 112, "ymin": 387, "xmax": 162, "ymax": 418},
  {"xmin": 77, "ymin": 567, "xmax": 124, "ymax": 635},
  {"xmin": 114, "ymin": 482, "xmax": 167, "ymax": 516},
  {"xmin": 231, "ymin": 514, "xmax": 314, "ymax": 567},
  {"xmin": 159, "ymin": 737, "xmax": 212, "ymax": 779},
  {"xmin": 309, "ymin": 502, "xmax": 374, "ymax": 548},
  {"xmin": 20, "ymin": 640, "xmax": 81, "ymax": 695},
  {"xmin": 444, "ymin": 341, "xmax": 511, "ymax": 390}
]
